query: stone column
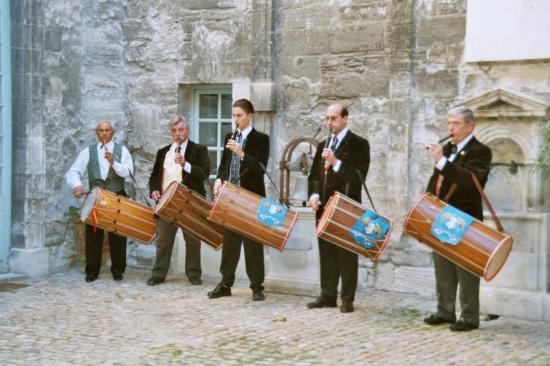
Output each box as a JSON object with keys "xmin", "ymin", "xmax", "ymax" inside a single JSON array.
[{"xmin": 9, "ymin": 0, "xmax": 49, "ymax": 276}]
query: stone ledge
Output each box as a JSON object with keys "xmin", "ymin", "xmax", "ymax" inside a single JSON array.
[{"xmin": 9, "ymin": 247, "xmax": 50, "ymax": 277}]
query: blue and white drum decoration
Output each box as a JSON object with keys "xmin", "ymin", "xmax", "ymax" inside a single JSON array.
[{"xmin": 317, "ymin": 192, "xmax": 393, "ymax": 261}]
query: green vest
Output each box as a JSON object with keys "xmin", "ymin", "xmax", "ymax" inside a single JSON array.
[{"xmin": 87, "ymin": 143, "xmax": 125, "ymax": 192}]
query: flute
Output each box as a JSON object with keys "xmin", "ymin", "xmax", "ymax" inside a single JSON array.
[
  {"xmin": 438, "ymin": 134, "xmax": 452, "ymax": 144},
  {"xmin": 322, "ymin": 129, "xmax": 332, "ymax": 202}
]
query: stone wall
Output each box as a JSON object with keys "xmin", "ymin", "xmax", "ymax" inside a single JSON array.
[{"xmin": 10, "ymin": 0, "xmax": 550, "ymax": 318}]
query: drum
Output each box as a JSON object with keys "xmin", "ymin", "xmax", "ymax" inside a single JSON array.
[
  {"xmin": 403, "ymin": 192, "xmax": 513, "ymax": 281},
  {"xmin": 207, "ymin": 182, "xmax": 298, "ymax": 251},
  {"xmin": 154, "ymin": 181, "xmax": 224, "ymax": 250},
  {"xmin": 80, "ymin": 187, "xmax": 156, "ymax": 244},
  {"xmin": 317, "ymin": 192, "xmax": 393, "ymax": 261}
]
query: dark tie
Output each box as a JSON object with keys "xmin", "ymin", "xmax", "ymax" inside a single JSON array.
[
  {"xmin": 450, "ymin": 144, "xmax": 457, "ymax": 155},
  {"xmin": 330, "ymin": 136, "xmax": 338, "ymax": 150},
  {"xmin": 229, "ymin": 132, "xmax": 242, "ymax": 185}
]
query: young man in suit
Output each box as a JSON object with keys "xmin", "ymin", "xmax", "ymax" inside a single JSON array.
[
  {"xmin": 207, "ymin": 99, "xmax": 270, "ymax": 301},
  {"xmin": 65, "ymin": 121, "xmax": 134, "ymax": 282},
  {"xmin": 423, "ymin": 108, "xmax": 492, "ymax": 331},
  {"xmin": 307, "ymin": 103, "xmax": 370, "ymax": 313},
  {"xmin": 147, "ymin": 116, "xmax": 210, "ymax": 286}
]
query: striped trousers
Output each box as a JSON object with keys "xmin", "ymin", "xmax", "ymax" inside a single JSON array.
[{"xmin": 151, "ymin": 217, "xmax": 201, "ymax": 280}]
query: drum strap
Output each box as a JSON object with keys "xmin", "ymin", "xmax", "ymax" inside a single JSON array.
[
  {"xmin": 355, "ymin": 169, "xmax": 377, "ymax": 212},
  {"xmin": 442, "ymin": 183, "xmax": 457, "ymax": 202},
  {"xmin": 470, "ymin": 172, "xmax": 505, "ymax": 233}
]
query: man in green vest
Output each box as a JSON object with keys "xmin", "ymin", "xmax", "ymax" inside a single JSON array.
[{"xmin": 65, "ymin": 121, "xmax": 134, "ymax": 282}]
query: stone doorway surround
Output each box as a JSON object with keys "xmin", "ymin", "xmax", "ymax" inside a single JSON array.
[{"xmin": 460, "ymin": 88, "xmax": 550, "ymax": 321}]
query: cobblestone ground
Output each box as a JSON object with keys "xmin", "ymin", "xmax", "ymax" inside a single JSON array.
[{"xmin": 0, "ymin": 269, "xmax": 548, "ymax": 366}]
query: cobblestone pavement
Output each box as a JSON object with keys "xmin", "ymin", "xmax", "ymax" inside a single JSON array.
[{"xmin": 0, "ymin": 269, "xmax": 548, "ymax": 366}]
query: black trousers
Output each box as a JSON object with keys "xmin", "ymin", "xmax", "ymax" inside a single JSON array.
[
  {"xmin": 85, "ymin": 224, "xmax": 127, "ymax": 277},
  {"xmin": 318, "ymin": 237, "xmax": 358, "ymax": 303},
  {"xmin": 219, "ymin": 229, "xmax": 264, "ymax": 290}
]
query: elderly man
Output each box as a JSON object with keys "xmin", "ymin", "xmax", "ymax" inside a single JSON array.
[
  {"xmin": 423, "ymin": 108, "xmax": 492, "ymax": 332},
  {"xmin": 147, "ymin": 116, "xmax": 210, "ymax": 286},
  {"xmin": 66, "ymin": 121, "xmax": 134, "ymax": 282},
  {"xmin": 307, "ymin": 104, "xmax": 370, "ymax": 313}
]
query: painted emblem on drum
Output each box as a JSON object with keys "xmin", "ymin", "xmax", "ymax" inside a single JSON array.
[
  {"xmin": 431, "ymin": 205, "xmax": 474, "ymax": 245},
  {"xmin": 350, "ymin": 210, "xmax": 390, "ymax": 249},
  {"xmin": 99, "ymin": 199, "xmax": 108, "ymax": 206},
  {"xmin": 256, "ymin": 198, "xmax": 287, "ymax": 227}
]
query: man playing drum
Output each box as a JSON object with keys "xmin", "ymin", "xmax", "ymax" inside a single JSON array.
[
  {"xmin": 65, "ymin": 121, "xmax": 134, "ymax": 282},
  {"xmin": 207, "ymin": 99, "xmax": 270, "ymax": 301},
  {"xmin": 423, "ymin": 108, "xmax": 492, "ymax": 331},
  {"xmin": 147, "ymin": 116, "xmax": 210, "ymax": 286},
  {"xmin": 307, "ymin": 104, "xmax": 370, "ymax": 313}
]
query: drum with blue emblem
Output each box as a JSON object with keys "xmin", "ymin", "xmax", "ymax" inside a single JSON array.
[
  {"xmin": 316, "ymin": 192, "xmax": 393, "ymax": 261},
  {"xmin": 403, "ymin": 192, "xmax": 513, "ymax": 281},
  {"xmin": 207, "ymin": 182, "xmax": 299, "ymax": 251}
]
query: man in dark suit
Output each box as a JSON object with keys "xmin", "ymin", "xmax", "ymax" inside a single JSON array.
[
  {"xmin": 423, "ymin": 108, "xmax": 492, "ymax": 331},
  {"xmin": 207, "ymin": 99, "xmax": 270, "ymax": 301},
  {"xmin": 147, "ymin": 116, "xmax": 210, "ymax": 286},
  {"xmin": 307, "ymin": 103, "xmax": 370, "ymax": 313}
]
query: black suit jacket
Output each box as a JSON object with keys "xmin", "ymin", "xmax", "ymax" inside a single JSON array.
[
  {"xmin": 308, "ymin": 131, "xmax": 370, "ymax": 219},
  {"xmin": 216, "ymin": 128, "xmax": 270, "ymax": 197},
  {"xmin": 426, "ymin": 137, "xmax": 492, "ymax": 220},
  {"xmin": 149, "ymin": 140, "xmax": 210, "ymax": 196}
]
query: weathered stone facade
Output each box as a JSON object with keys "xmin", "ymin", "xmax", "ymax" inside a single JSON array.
[{"xmin": 9, "ymin": 0, "xmax": 550, "ymax": 319}]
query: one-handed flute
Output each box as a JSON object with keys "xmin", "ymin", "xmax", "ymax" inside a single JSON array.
[
  {"xmin": 322, "ymin": 129, "xmax": 332, "ymax": 202},
  {"xmin": 425, "ymin": 134, "xmax": 453, "ymax": 149},
  {"xmin": 438, "ymin": 134, "xmax": 452, "ymax": 144}
]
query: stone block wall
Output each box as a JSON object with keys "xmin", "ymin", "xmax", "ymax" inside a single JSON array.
[{"xmin": 9, "ymin": 0, "xmax": 550, "ymax": 319}]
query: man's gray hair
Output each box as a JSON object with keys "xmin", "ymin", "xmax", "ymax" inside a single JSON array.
[
  {"xmin": 448, "ymin": 107, "xmax": 474, "ymax": 123},
  {"xmin": 169, "ymin": 115, "xmax": 188, "ymax": 128},
  {"xmin": 96, "ymin": 120, "xmax": 114, "ymax": 130}
]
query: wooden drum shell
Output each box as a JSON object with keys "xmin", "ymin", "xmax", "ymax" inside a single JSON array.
[
  {"xmin": 154, "ymin": 182, "xmax": 224, "ymax": 250},
  {"xmin": 80, "ymin": 188, "xmax": 156, "ymax": 244},
  {"xmin": 317, "ymin": 192, "xmax": 392, "ymax": 261},
  {"xmin": 207, "ymin": 182, "xmax": 298, "ymax": 251},
  {"xmin": 403, "ymin": 192, "xmax": 512, "ymax": 281}
]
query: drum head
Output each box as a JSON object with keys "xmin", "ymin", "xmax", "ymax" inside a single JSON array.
[
  {"xmin": 484, "ymin": 235, "xmax": 513, "ymax": 281},
  {"xmin": 80, "ymin": 188, "xmax": 99, "ymax": 222},
  {"xmin": 156, "ymin": 181, "xmax": 179, "ymax": 210}
]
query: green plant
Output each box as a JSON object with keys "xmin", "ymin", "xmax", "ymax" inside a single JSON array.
[
  {"xmin": 539, "ymin": 119, "xmax": 550, "ymax": 169},
  {"xmin": 63, "ymin": 205, "xmax": 81, "ymax": 224}
]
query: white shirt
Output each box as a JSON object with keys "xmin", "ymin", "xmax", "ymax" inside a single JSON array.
[
  {"xmin": 237, "ymin": 125, "xmax": 253, "ymax": 144},
  {"xmin": 436, "ymin": 133, "xmax": 475, "ymax": 171},
  {"xmin": 65, "ymin": 141, "xmax": 134, "ymax": 189},
  {"xmin": 162, "ymin": 140, "xmax": 192, "ymax": 192}
]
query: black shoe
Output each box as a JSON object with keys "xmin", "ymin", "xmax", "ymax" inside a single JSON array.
[
  {"xmin": 252, "ymin": 288, "xmax": 265, "ymax": 301},
  {"xmin": 450, "ymin": 320, "xmax": 478, "ymax": 332},
  {"xmin": 208, "ymin": 283, "xmax": 231, "ymax": 299},
  {"xmin": 147, "ymin": 277, "xmax": 164, "ymax": 286},
  {"xmin": 189, "ymin": 277, "xmax": 202, "ymax": 286},
  {"xmin": 423, "ymin": 314, "xmax": 455, "ymax": 325},
  {"xmin": 113, "ymin": 273, "xmax": 123, "ymax": 281},
  {"xmin": 340, "ymin": 302, "xmax": 354, "ymax": 313},
  {"xmin": 85, "ymin": 275, "xmax": 97, "ymax": 283},
  {"xmin": 307, "ymin": 297, "xmax": 337, "ymax": 309}
]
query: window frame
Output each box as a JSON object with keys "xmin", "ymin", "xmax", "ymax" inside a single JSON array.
[{"xmin": 191, "ymin": 85, "xmax": 232, "ymax": 179}]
